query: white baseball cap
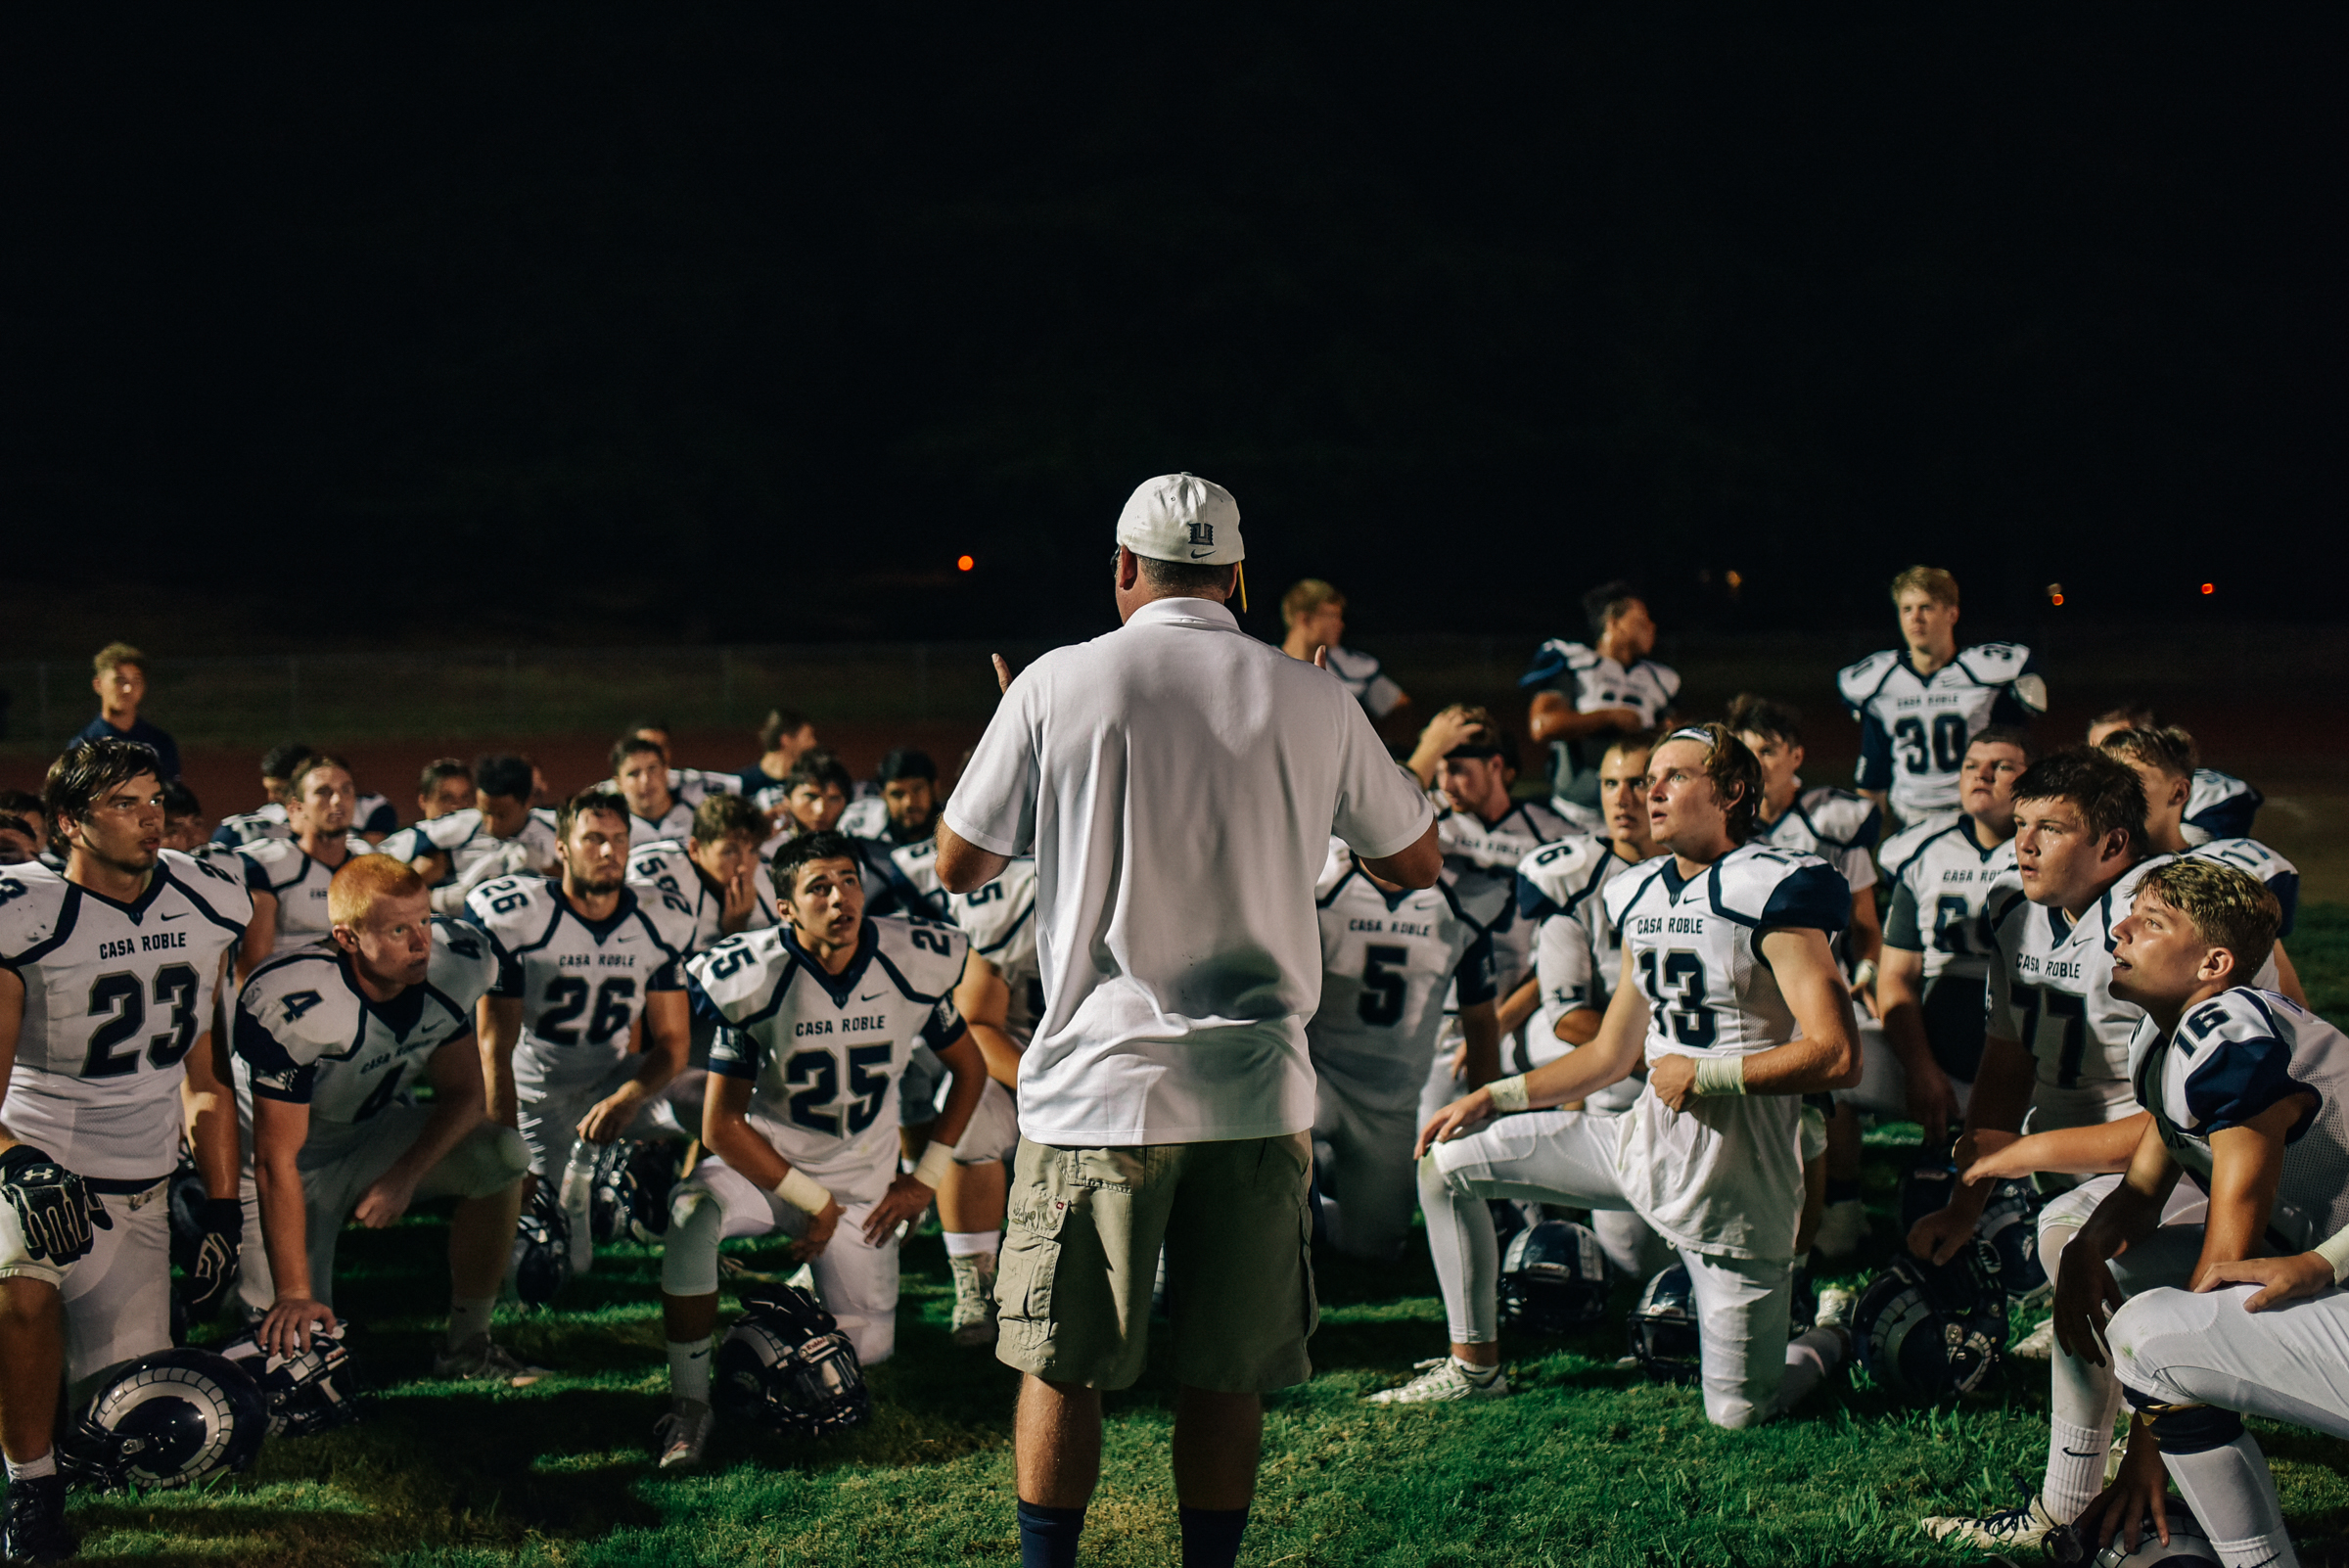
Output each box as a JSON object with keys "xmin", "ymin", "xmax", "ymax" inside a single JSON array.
[{"xmin": 1115, "ymin": 473, "xmax": 1244, "ymax": 565}]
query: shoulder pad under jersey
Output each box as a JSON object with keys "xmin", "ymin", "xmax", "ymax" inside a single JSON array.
[
  {"xmin": 160, "ymin": 849, "xmax": 256, "ymax": 927},
  {"xmin": 871, "ymin": 914, "xmax": 970, "ymax": 1000},
  {"xmin": 687, "ymin": 926, "xmax": 791, "ymax": 1024},
  {"xmin": 1793, "ymin": 786, "xmax": 1881, "ymax": 850},
  {"xmin": 1709, "ymin": 844, "xmax": 1848, "ymax": 930},
  {"xmin": 954, "ymin": 859, "xmax": 1037, "ymax": 956},
  {"xmin": 838, "ymin": 797, "xmax": 890, "ymax": 840},
  {"xmin": 1954, "ymin": 641, "xmax": 2035, "ymax": 684},
  {"xmin": 1876, "ymin": 817, "xmax": 1953, "ymax": 881},
  {"xmin": 426, "ymin": 915, "xmax": 499, "ymax": 1009},
  {"xmin": 235, "ymin": 835, "xmax": 310, "ymax": 893},
  {"xmin": 1517, "ymin": 638, "xmax": 1600, "ymax": 689},
  {"xmin": 463, "ymin": 873, "xmax": 563, "ymax": 949},
  {"xmin": 628, "ymin": 879, "xmax": 701, "ymax": 956},
  {"xmin": 1602, "ymin": 855, "xmax": 1678, "ymax": 930},
  {"xmin": 1635, "ymin": 659, "xmax": 1683, "ymax": 702},
  {"xmin": 236, "ymin": 945, "xmax": 358, "ymax": 1068},
  {"xmin": 628, "ymin": 838, "xmax": 690, "ymax": 880},
  {"xmin": 0, "ymin": 862, "xmax": 72, "ymax": 964},
  {"xmin": 1835, "ymin": 649, "xmax": 1902, "ymax": 708},
  {"xmin": 1516, "ymin": 835, "xmax": 1614, "ymax": 923}
]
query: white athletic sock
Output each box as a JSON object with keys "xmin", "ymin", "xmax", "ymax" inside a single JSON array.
[
  {"xmin": 668, "ymin": 1337, "xmax": 714, "ymax": 1406},
  {"xmin": 944, "ymin": 1229, "xmax": 1000, "ymax": 1259},
  {"xmin": 1775, "ymin": 1325, "xmax": 1847, "ymax": 1414},
  {"xmin": 4, "ymin": 1451, "xmax": 57, "ymax": 1483},
  {"xmin": 2164, "ymin": 1432, "xmax": 2300, "ymax": 1568},
  {"xmin": 446, "ymin": 1295, "xmax": 496, "ymax": 1348},
  {"xmin": 2043, "ymin": 1415, "xmax": 2113, "ymax": 1525}
]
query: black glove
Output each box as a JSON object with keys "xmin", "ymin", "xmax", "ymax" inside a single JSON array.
[
  {"xmin": 181, "ymin": 1196, "xmax": 244, "ymax": 1321},
  {"xmin": 0, "ymin": 1145, "xmax": 109, "ymax": 1268}
]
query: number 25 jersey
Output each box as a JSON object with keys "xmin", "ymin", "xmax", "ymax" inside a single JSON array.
[
  {"xmin": 465, "ymin": 876, "xmax": 696, "ymax": 1096},
  {"xmin": 689, "ymin": 916, "xmax": 968, "ymax": 1205},
  {"xmin": 0, "ymin": 853, "xmax": 252, "ymax": 1180},
  {"xmin": 1599, "ymin": 843, "xmax": 1850, "ymax": 1261}
]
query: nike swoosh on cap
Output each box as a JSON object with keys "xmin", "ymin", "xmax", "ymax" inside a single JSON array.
[{"xmin": 1189, "ymin": 549, "xmax": 1218, "ymax": 560}]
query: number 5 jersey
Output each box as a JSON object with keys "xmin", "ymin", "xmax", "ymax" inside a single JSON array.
[
  {"xmin": 0, "ymin": 853, "xmax": 252, "ymax": 1180},
  {"xmin": 687, "ymin": 916, "xmax": 969, "ymax": 1206}
]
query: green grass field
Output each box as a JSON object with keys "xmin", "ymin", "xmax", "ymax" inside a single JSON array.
[{"xmin": 64, "ymin": 904, "xmax": 2349, "ymax": 1566}]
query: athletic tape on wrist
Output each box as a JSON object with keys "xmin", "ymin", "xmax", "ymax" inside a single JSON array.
[
  {"xmin": 1692, "ymin": 1056, "xmax": 1747, "ymax": 1097},
  {"xmin": 773, "ymin": 1167, "xmax": 833, "ymax": 1216},
  {"xmin": 912, "ymin": 1141, "xmax": 957, "ymax": 1190},
  {"xmin": 1487, "ymin": 1075, "xmax": 1531, "ymax": 1114},
  {"xmin": 2316, "ymin": 1225, "xmax": 2349, "ymax": 1286}
]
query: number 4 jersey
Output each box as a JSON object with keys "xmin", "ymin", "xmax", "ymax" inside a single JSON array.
[
  {"xmin": 465, "ymin": 875, "xmax": 697, "ymax": 1103},
  {"xmin": 688, "ymin": 916, "xmax": 969, "ymax": 1206},
  {"xmin": 0, "ymin": 853, "xmax": 252, "ymax": 1180},
  {"xmin": 1599, "ymin": 843, "xmax": 1851, "ymax": 1261}
]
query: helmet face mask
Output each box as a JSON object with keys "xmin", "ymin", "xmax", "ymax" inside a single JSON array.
[
  {"xmin": 216, "ymin": 1328, "xmax": 366, "ymax": 1438},
  {"xmin": 590, "ymin": 1140, "xmax": 677, "ymax": 1246},
  {"xmin": 1498, "ymin": 1221, "xmax": 1613, "ymax": 1337},
  {"xmin": 714, "ymin": 1287, "xmax": 872, "ymax": 1438},
  {"xmin": 64, "ymin": 1349, "xmax": 267, "ymax": 1492},
  {"xmin": 1626, "ymin": 1265, "xmax": 1702, "ymax": 1383},
  {"xmin": 1853, "ymin": 1240, "xmax": 2009, "ymax": 1402},
  {"xmin": 512, "ymin": 1186, "xmax": 574, "ymax": 1307}
]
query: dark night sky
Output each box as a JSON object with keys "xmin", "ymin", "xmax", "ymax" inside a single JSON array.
[{"xmin": 6, "ymin": 8, "xmax": 2342, "ymax": 646}]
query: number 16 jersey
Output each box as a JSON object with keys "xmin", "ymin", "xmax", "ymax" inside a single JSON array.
[
  {"xmin": 1598, "ymin": 843, "xmax": 1851, "ymax": 1261},
  {"xmin": 689, "ymin": 916, "xmax": 968, "ymax": 1206}
]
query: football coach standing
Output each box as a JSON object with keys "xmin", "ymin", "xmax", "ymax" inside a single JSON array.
[{"xmin": 938, "ymin": 474, "xmax": 1441, "ymax": 1568}]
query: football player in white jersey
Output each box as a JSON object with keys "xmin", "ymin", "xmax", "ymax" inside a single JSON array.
[
  {"xmin": 468, "ymin": 789, "xmax": 701, "ymax": 1276},
  {"xmin": 838, "ymin": 748, "xmax": 941, "ymax": 848},
  {"xmin": 626, "ymin": 793, "xmax": 776, "ymax": 955},
  {"xmin": 1866, "ymin": 728, "xmax": 2031, "ymax": 1145},
  {"xmin": 381, "ymin": 755, "xmax": 562, "ymax": 916},
  {"xmin": 209, "ymin": 741, "xmax": 312, "ymax": 849},
  {"xmin": 2088, "ymin": 704, "xmax": 2262, "ymax": 845},
  {"xmin": 233, "ymin": 856, "xmax": 540, "ymax": 1384},
  {"xmin": 658, "ymin": 831, "xmax": 986, "ymax": 1467},
  {"xmin": 613, "ymin": 720, "xmax": 745, "ymax": 808},
  {"xmin": 612, "ymin": 735, "xmax": 698, "ymax": 847},
  {"xmin": 0, "ymin": 814, "xmax": 37, "ymax": 869},
  {"xmin": 0, "ymin": 740, "xmax": 250, "ymax": 1559},
  {"xmin": 1728, "ymin": 695, "xmax": 1883, "ymax": 1258},
  {"xmin": 733, "ymin": 707, "xmax": 819, "ymax": 801},
  {"xmin": 1513, "ymin": 733, "xmax": 1670, "ymax": 1275},
  {"xmin": 415, "ymin": 758, "xmax": 475, "ymax": 823},
  {"xmin": 235, "ymin": 753, "xmax": 362, "ymax": 979},
  {"xmin": 1837, "ymin": 566, "xmax": 2047, "ymax": 831},
  {"xmin": 1520, "ymin": 582, "xmax": 1681, "ymax": 832},
  {"xmin": 1312, "ymin": 840, "xmax": 1505, "ymax": 1263},
  {"xmin": 1279, "ymin": 578, "xmax": 1411, "ymax": 733},
  {"xmin": 1375, "ymin": 724, "xmax": 1862, "ymax": 1426}
]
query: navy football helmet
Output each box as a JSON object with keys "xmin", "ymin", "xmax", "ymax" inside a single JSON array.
[
  {"xmin": 1498, "ymin": 1220, "xmax": 1612, "ymax": 1336},
  {"xmin": 714, "ymin": 1287, "xmax": 871, "ymax": 1438},
  {"xmin": 1979, "ymin": 1177, "xmax": 2049, "ymax": 1305},
  {"xmin": 2047, "ymin": 1504, "xmax": 2219, "ymax": 1565},
  {"xmin": 511, "ymin": 1186, "xmax": 573, "ymax": 1306},
  {"xmin": 64, "ymin": 1349, "xmax": 266, "ymax": 1492},
  {"xmin": 1626, "ymin": 1265, "xmax": 1702, "ymax": 1383},
  {"xmin": 1853, "ymin": 1239, "xmax": 2007, "ymax": 1402},
  {"xmin": 216, "ymin": 1328, "xmax": 365, "ymax": 1437},
  {"xmin": 589, "ymin": 1139, "xmax": 675, "ymax": 1245}
]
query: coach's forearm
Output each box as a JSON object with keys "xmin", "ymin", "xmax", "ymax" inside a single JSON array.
[{"xmin": 936, "ymin": 823, "xmax": 1012, "ymax": 895}]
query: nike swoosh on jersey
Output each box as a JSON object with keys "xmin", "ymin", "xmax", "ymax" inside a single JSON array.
[
  {"xmin": 161, "ymin": 911, "xmax": 187, "ymax": 921},
  {"xmin": 858, "ymin": 990, "xmax": 886, "ymax": 1001}
]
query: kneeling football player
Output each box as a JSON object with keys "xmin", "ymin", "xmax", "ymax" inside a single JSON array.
[
  {"xmin": 655, "ymin": 831, "xmax": 987, "ymax": 1468},
  {"xmin": 236, "ymin": 855, "xmax": 541, "ymax": 1383}
]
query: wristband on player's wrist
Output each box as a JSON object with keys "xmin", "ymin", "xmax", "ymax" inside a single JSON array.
[
  {"xmin": 1692, "ymin": 1056, "xmax": 1747, "ymax": 1097},
  {"xmin": 773, "ymin": 1168, "xmax": 833, "ymax": 1216},
  {"xmin": 1486, "ymin": 1076, "xmax": 1531, "ymax": 1114},
  {"xmin": 912, "ymin": 1141, "xmax": 957, "ymax": 1190},
  {"xmin": 2314, "ymin": 1223, "xmax": 2349, "ymax": 1286}
]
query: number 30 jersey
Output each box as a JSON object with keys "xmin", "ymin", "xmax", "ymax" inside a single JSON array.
[
  {"xmin": 1598, "ymin": 843, "xmax": 1851, "ymax": 1261},
  {"xmin": 465, "ymin": 876, "xmax": 696, "ymax": 1098},
  {"xmin": 0, "ymin": 853, "xmax": 252, "ymax": 1180},
  {"xmin": 233, "ymin": 920, "xmax": 497, "ymax": 1162},
  {"xmin": 689, "ymin": 916, "xmax": 968, "ymax": 1204},
  {"xmin": 1838, "ymin": 642, "xmax": 2045, "ymax": 823}
]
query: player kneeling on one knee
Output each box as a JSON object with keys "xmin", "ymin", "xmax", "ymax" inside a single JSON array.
[
  {"xmin": 1375, "ymin": 723, "xmax": 1864, "ymax": 1429},
  {"xmin": 238, "ymin": 854, "xmax": 542, "ymax": 1384},
  {"xmin": 654, "ymin": 830, "xmax": 986, "ymax": 1469}
]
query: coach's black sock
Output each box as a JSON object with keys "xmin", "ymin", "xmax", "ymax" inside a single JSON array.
[
  {"xmin": 1177, "ymin": 1504, "xmax": 1249, "ymax": 1568},
  {"xmin": 1017, "ymin": 1499, "xmax": 1086, "ymax": 1568},
  {"xmin": 1824, "ymin": 1177, "xmax": 1862, "ymax": 1205}
]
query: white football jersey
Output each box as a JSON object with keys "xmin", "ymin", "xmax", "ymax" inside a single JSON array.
[
  {"xmin": 2128, "ymin": 989, "xmax": 2349, "ymax": 1253},
  {"xmin": 945, "ymin": 857, "xmax": 1042, "ymax": 1047},
  {"xmin": 1518, "ymin": 640, "xmax": 1681, "ymax": 809},
  {"xmin": 1880, "ymin": 816, "xmax": 2018, "ymax": 986},
  {"xmin": 211, "ymin": 803, "xmax": 290, "ymax": 849},
  {"xmin": 233, "ymin": 920, "xmax": 497, "ymax": 1159},
  {"xmin": 1437, "ymin": 797, "xmax": 1571, "ymax": 992},
  {"xmin": 887, "ymin": 838, "xmax": 951, "ymax": 921},
  {"xmin": 1322, "ymin": 645, "xmax": 1405, "ymax": 720},
  {"xmin": 1837, "ymin": 643, "xmax": 2045, "ymax": 822},
  {"xmin": 1311, "ymin": 847, "xmax": 1500, "ymax": 1114},
  {"xmin": 352, "ymin": 793, "xmax": 397, "ymax": 839},
  {"xmin": 0, "ymin": 853, "xmax": 251, "ymax": 1179},
  {"xmin": 1751, "ymin": 784, "xmax": 1880, "ymax": 896},
  {"xmin": 1515, "ymin": 835, "xmax": 1649, "ymax": 1067},
  {"xmin": 237, "ymin": 837, "xmax": 358, "ymax": 946},
  {"xmin": 625, "ymin": 802, "xmax": 696, "ymax": 848},
  {"xmin": 2182, "ymin": 768, "xmax": 2261, "ymax": 847},
  {"xmin": 2183, "ymin": 836, "xmax": 2300, "ymax": 939},
  {"xmin": 1601, "ymin": 843, "xmax": 1852, "ymax": 1259},
  {"xmin": 626, "ymin": 838, "xmax": 778, "ymax": 953},
  {"xmin": 689, "ymin": 916, "xmax": 968, "ymax": 1204},
  {"xmin": 838, "ymin": 797, "xmax": 890, "ymax": 840},
  {"xmin": 466, "ymin": 876, "xmax": 697, "ymax": 1093},
  {"xmin": 379, "ymin": 807, "xmax": 561, "ymax": 887},
  {"xmin": 591, "ymin": 768, "xmax": 741, "ymax": 807}
]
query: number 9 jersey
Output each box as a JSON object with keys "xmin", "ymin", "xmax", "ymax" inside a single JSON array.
[
  {"xmin": 0, "ymin": 853, "xmax": 252, "ymax": 1180},
  {"xmin": 687, "ymin": 915, "xmax": 969, "ymax": 1206},
  {"xmin": 1600, "ymin": 843, "xmax": 1850, "ymax": 1260}
]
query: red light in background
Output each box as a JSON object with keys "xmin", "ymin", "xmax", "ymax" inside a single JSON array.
[
  {"xmin": 957, "ymin": 555, "xmax": 975, "ymax": 573},
  {"xmin": 2050, "ymin": 593, "xmax": 2065, "ymax": 606},
  {"xmin": 2201, "ymin": 582, "xmax": 2214, "ymax": 595}
]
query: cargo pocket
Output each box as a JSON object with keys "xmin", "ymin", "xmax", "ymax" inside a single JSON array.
[{"xmin": 997, "ymin": 1162, "xmax": 1078, "ymax": 1341}]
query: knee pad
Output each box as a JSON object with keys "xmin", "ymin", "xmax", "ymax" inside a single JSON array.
[
  {"xmin": 835, "ymin": 1313, "xmax": 895, "ymax": 1367},
  {"xmin": 2124, "ymin": 1384, "xmax": 2245, "ymax": 1455},
  {"xmin": 660, "ymin": 1187, "xmax": 726, "ymax": 1297}
]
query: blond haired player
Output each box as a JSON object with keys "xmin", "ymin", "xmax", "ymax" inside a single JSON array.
[{"xmin": 1279, "ymin": 579, "xmax": 1410, "ymax": 728}]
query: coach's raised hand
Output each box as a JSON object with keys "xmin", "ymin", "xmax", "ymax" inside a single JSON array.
[{"xmin": 991, "ymin": 653, "xmax": 1012, "ymax": 693}]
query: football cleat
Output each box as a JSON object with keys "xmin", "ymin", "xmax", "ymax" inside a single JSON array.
[
  {"xmin": 1, "ymin": 1472, "xmax": 73, "ymax": 1564},
  {"xmin": 654, "ymin": 1399, "xmax": 715, "ymax": 1470},
  {"xmin": 1919, "ymin": 1495, "xmax": 2060, "ymax": 1553},
  {"xmin": 432, "ymin": 1335, "xmax": 548, "ymax": 1388},
  {"xmin": 947, "ymin": 1252, "xmax": 997, "ymax": 1348},
  {"xmin": 1813, "ymin": 1198, "xmax": 1870, "ymax": 1260},
  {"xmin": 1365, "ymin": 1357, "xmax": 1509, "ymax": 1405},
  {"xmin": 2010, "ymin": 1316, "xmax": 2056, "ymax": 1361},
  {"xmin": 1813, "ymin": 1284, "xmax": 1859, "ymax": 1337}
]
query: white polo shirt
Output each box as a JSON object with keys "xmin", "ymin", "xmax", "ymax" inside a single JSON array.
[{"xmin": 945, "ymin": 596, "xmax": 1435, "ymax": 1146}]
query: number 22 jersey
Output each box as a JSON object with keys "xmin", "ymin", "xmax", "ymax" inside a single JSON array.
[
  {"xmin": 688, "ymin": 916, "xmax": 968, "ymax": 1205},
  {"xmin": 0, "ymin": 852, "xmax": 252, "ymax": 1180},
  {"xmin": 1599, "ymin": 843, "xmax": 1851, "ymax": 1261}
]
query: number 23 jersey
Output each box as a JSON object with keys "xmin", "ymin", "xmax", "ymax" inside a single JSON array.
[
  {"xmin": 465, "ymin": 876, "xmax": 696, "ymax": 1094},
  {"xmin": 689, "ymin": 916, "xmax": 968, "ymax": 1204},
  {"xmin": 1598, "ymin": 843, "xmax": 1850, "ymax": 1260},
  {"xmin": 0, "ymin": 852, "xmax": 252, "ymax": 1180}
]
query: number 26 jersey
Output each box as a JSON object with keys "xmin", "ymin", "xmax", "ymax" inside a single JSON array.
[
  {"xmin": 1598, "ymin": 843, "xmax": 1851, "ymax": 1261},
  {"xmin": 0, "ymin": 853, "xmax": 252, "ymax": 1180},
  {"xmin": 465, "ymin": 876, "xmax": 696, "ymax": 1095},
  {"xmin": 688, "ymin": 916, "xmax": 968, "ymax": 1205}
]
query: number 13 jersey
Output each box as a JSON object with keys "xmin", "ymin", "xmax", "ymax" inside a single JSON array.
[
  {"xmin": 1599, "ymin": 843, "xmax": 1851, "ymax": 1261},
  {"xmin": 0, "ymin": 853, "xmax": 252, "ymax": 1180},
  {"xmin": 688, "ymin": 915, "xmax": 969, "ymax": 1204}
]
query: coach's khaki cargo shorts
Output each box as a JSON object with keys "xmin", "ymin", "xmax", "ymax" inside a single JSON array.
[{"xmin": 994, "ymin": 1131, "xmax": 1316, "ymax": 1394}]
